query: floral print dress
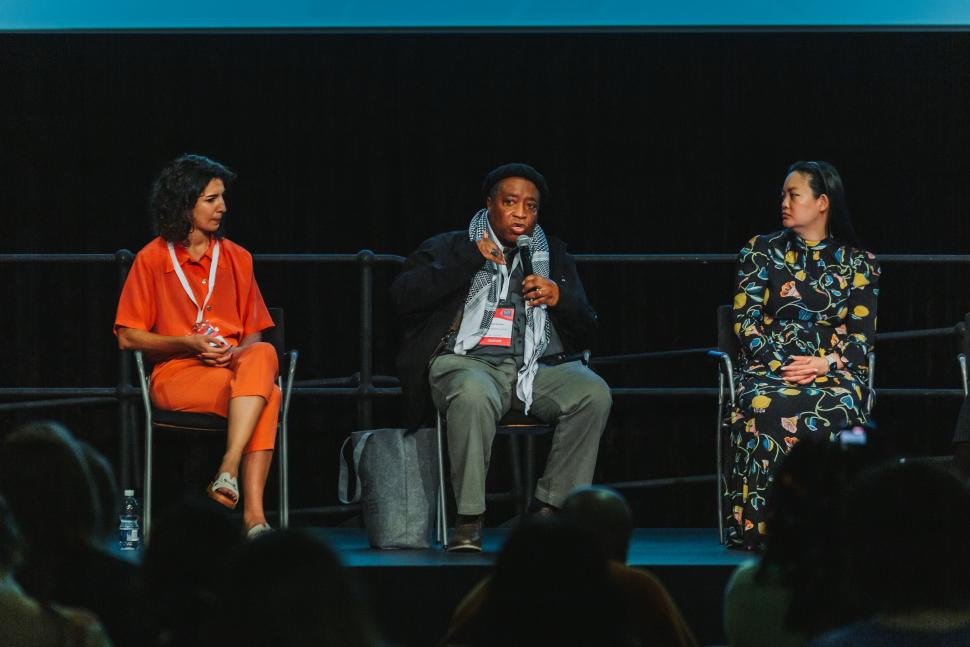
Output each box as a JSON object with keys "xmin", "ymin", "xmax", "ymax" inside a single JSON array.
[{"xmin": 727, "ymin": 229, "xmax": 880, "ymax": 549}]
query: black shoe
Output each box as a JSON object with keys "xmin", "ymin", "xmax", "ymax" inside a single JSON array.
[
  {"xmin": 528, "ymin": 498, "xmax": 558, "ymax": 519},
  {"xmin": 447, "ymin": 514, "xmax": 483, "ymax": 553}
]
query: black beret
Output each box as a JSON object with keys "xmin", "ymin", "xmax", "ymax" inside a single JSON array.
[{"xmin": 481, "ymin": 163, "xmax": 549, "ymax": 203}]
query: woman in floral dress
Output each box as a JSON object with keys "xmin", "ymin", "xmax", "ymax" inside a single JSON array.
[{"xmin": 727, "ymin": 161, "xmax": 880, "ymax": 549}]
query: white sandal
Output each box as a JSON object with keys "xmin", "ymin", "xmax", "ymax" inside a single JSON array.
[
  {"xmin": 207, "ymin": 472, "xmax": 239, "ymax": 510},
  {"xmin": 245, "ymin": 523, "xmax": 273, "ymax": 540}
]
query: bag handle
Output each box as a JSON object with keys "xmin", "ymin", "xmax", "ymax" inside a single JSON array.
[{"xmin": 338, "ymin": 431, "xmax": 374, "ymax": 504}]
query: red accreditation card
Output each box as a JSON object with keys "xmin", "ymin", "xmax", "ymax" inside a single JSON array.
[{"xmin": 479, "ymin": 307, "xmax": 515, "ymax": 347}]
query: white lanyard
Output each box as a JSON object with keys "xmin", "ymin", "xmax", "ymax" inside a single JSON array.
[
  {"xmin": 167, "ymin": 240, "xmax": 220, "ymax": 323},
  {"xmin": 498, "ymin": 252, "xmax": 521, "ymax": 301},
  {"xmin": 487, "ymin": 222, "xmax": 520, "ymax": 302}
]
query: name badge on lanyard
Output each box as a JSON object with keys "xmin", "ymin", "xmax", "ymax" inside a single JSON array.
[
  {"xmin": 478, "ymin": 250, "xmax": 520, "ymax": 347},
  {"xmin": 479, "ymin": 306, "xmax": 515, "ymax": 347},
  {"xmin": 167, "ymin": 240, "xmax": 220, "ymax": 326}
]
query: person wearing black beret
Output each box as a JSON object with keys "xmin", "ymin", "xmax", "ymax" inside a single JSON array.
[{"xmin": 391, "ymin": 163, "xmax": 612, "ymax": 552}]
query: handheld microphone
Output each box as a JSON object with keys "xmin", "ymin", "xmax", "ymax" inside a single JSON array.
[{"xmin": 515, "ymin": 235, "xmax": 534, "ymax": 277}]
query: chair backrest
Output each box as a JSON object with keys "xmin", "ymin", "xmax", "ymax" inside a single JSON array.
[
  {"xmin": 264, "ymin": 307, "xmax": 285, "ymax": 357},
  {"xmin": 716, "ymin": 304, "xmax": 740, "ymax": 361}
]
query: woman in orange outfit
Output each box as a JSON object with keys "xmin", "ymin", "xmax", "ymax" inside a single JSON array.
[{"xmin": 115, "ymin": 154, "xmax": 278, "ymax": 538}]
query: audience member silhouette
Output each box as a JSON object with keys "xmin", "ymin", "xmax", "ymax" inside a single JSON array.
[
  {"xmin": 0, "ymin": 492, "xmax": 112, "ymax": 646},
  {"xmin": 561, "ymin": 486, "xmax": 698, "ymax": 647},
  {"xmin": 444, "ymin": 518, "xmax": 633, "ymax": 646},
  {"xmin": 724, "ymin": 436, "xmax": 873, "ymax": 646},
  {"xmin": 443, "ymin": 488, "xmax": 696, "ymax": 646},
  {"xmin": 0, "ymin": 420, "xmax": 145, "ymax": 646},
  {"xmin": 214, "ymin": 529, "xmax": 379, "ymax": 647},
  {"xmin": 141, "ymin": 498, "xmax": 242, "ymax": 647},
  {"xmin": 810, "ymin": 461, "xmax": 970, "ymax": 646},
  {"xmin": 79, "ymin": 441, "xmax": 122, "ymax": 548}
]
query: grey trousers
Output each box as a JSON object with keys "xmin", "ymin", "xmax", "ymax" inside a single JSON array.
[{"xmin": 429, "ymin": 354, "xmax": 612, "ymax": 515}]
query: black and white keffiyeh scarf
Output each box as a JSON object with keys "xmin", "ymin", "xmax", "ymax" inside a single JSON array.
[{"xmin": 453, "ymin": 208, "xmax": 552, "ymax": 412}]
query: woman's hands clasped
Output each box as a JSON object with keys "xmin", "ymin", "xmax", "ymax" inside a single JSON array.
[
  {"xmin": 780, "ymin": 355, "xmax": 832, "ymax": 385},
  {"xmin": 185, "ymin": 334, "xmax": 234, "ymax": 368}
]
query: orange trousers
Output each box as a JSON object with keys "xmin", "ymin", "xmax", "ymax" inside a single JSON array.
[{"xmin": 150, "ymin": 341, "xmax": 280, "ymax": 453}]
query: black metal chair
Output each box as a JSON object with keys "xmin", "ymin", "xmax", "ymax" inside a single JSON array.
[
  {"xmin": 957, "ymin": 312, "xmax": 970, "ymax": 403},
  {"xmin": 948, "ymin": 315, "xmax": 970, "ymax": 447},
  {"xmin": 708, "ymin": 305, "xmax": 740, "ymax": 545},
  {"xmin": 433, "ymin": 409, "xmax": 553, "ymax": 547},
  {"xmin": 710, "ymin": 304, "xmax": 875, "ymax": 544},
  {"xmin": 133, "ymin": 307, "xmax": 298, "ymax": 541}
]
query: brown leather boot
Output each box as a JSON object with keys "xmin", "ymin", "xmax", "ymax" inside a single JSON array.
[{"xmin": 447, "ymin": 514, "xmax": 483, "ymax": 553}]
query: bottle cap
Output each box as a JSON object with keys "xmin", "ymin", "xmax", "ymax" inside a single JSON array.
[{"xmin": 124, "ymin": 489, "xmax": 135, "ymax": 496}]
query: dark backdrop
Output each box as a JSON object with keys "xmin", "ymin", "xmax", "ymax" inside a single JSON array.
[{"xmin": 3, "ymin": 31, "xmax": 969, "ymax": 526}]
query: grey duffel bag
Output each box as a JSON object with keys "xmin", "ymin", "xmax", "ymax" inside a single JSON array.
[{"xmin": 338, "ymin": 428, "xmax": 439, "ymax": 549}]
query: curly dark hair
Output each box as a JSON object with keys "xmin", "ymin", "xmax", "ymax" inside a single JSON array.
[{"xmin": 150, "ymin": 154, "xmax": 237, "ymax": 243}]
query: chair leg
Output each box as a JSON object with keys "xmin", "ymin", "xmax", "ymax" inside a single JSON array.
[
  {"xmin": 144, "ymin": 419, "xmax": 153, "ymax": 545},
  {"xmin": 435, "ymin": 412, "xmax": 448, "ymax": 548},
  {"xmin": 716, "ymin": 371, "xmax": 726, "ymax": 545},
  {"xmin": 128, "ymin": 406, "xmax": 142, "ymax": 489},
  {"xmin": 276, "ymin": 378, "xmax": 288, "ymax": 529},
  {"xmin": 134, "ymin": 350, "xmax": 154, "ymax": 544},
  {"xmin": 279, "ymin": 353, "xmax": 297, "ymax": 529},
  {"xmin": 507, "ymin": 434, "xmax": 524, "ymax": 519},
  {"xmin": 277, "ymin": 419, "xmax": 288, "ymax": 529},
  {"xmin": 523, "ymin": 435, "xmax": 536, "ymax": 520},
  {"xmin": 960, "ymin": 354, "xmax": 969, "ymax": 397}
]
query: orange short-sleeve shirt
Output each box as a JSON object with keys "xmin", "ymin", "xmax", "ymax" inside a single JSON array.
[{"xmin": 114, "ymin": 236, "xmax": 274, "ymax": 347}]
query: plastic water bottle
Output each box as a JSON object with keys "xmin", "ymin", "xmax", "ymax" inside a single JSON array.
[{"xmin": 119, "ymin": 490, "xmax": 141, "ymax": 551}]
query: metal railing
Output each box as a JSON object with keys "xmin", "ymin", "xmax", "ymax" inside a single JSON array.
[{"xmin": 3, "ymin": 250, "xmax": 969, "ymax": 495}]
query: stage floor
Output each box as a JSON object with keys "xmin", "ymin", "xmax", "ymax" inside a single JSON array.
[
  {"xmin": 315, "ymin": 526, "xmax": 749, "ymax": 567},
  {"xmin": 310, "ymin": 527, "xmax": 749, "ymax": 646}
]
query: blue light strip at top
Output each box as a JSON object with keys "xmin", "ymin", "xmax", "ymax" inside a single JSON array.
[{"xmin": 2, "ymin": 0, "xmax": 970, "ymax": 31}]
